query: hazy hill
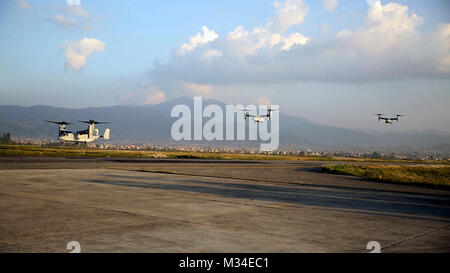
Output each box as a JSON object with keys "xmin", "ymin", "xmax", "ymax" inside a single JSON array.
[{"xmin": 0, "ymin": 97, "xmax": 449, "ymax": 151}]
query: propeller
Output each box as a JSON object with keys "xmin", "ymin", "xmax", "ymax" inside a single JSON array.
[
  {"xmin": 78, "ymin": 120, "xmax": 110, "ymax": 124},
  {"xmin": 395, "ymin": 114, "xmax": 404, "ymax": 122},
  {"xmin": 45, "ymin": 120, "xmax": 72, "ymax": 125}
]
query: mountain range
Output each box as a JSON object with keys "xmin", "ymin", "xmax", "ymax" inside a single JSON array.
[{"xmin": 0, "ymin": 97, "xmax": 449, "ymax": 152}]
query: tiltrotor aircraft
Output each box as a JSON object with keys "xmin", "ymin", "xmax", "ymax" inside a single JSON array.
[
  {"xmin": 375, "ymin": 114, "xmax": 405, "ymax": 124},
  {"xmin": 238, "ymin": 106, "xmax": 279, "ymax": 123},
  {"xmin": 45, "ymin": 119, "xmax": 110, "ymax": 143}
]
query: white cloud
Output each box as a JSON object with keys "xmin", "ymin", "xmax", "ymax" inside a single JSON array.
[
  {"xmin": 353, "ymin": 1, "xmax": 424, "ymax": 55},
  {"xmin": 178, "ymin": 26, "xmax": 219, "ymax": 55},
  {"xmin": 225, "ymin": 26, "xmax": 286, "ymax": 56},
  {"xmin": 336, "ymin": 29, "xmax": 353, "ymax": 38},
  {"xmin": 148, "ymin": 1, "xmax": 449, "ymax": 93},
  {"xmin": 182, "ymin": 82, "xmax": 214, "ymax": 97},
  {"xmin": 62, "ymin": 38, "xmax": 105, "ymax": 72},
  {"xmin": 62, "ymin": 5, "xmax": 89, "ymax": 18},
  {"xmin": 282, "ymin": 32, "xmax": 309, "ymax": 50},
  {"xmin": 271, "ymin": 0, "xmax": 309, "ymax": 33},
  {"xmin": 202, "ymin": 49, "xmax": 223, "ymax": 61},
  {"xmin": 49, "ymin": 4, "xmax": 95, "ymax": 30},
  {"xmin": 228, "ymin": 26, "xmax": 246, "ymax": 40},
  {"xmin": 47, "ymin": 15, "xmax": 77, "ymax": 29},
  {"xmin": 323, "ymin": 0, "xmax": 338, "ymax": 12},
  {"xmin": 17, "ymin": 1, "xmax": 31, "ymax": 9}
]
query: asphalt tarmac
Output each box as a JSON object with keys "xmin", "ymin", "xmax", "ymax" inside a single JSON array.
[{"xmin": 0, "ymin": 157, "xmax": 449, "ymax": 252}]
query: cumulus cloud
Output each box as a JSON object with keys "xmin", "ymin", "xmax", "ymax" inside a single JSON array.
[
  {"xmin": 148, "ymin": 0, "xmax": 449, "ymax": 96},
  {"xmin": 202, "ymin": 49, "xmax": 223, "ymax": 61},
  {"xmin": 226, "ymin": 26, "xmax": 284, "ymax": 56},
  {"xmin": 222, "ymin": 26, "xmax": 283, "ymax": 57},
  {"xmin": 351, "ymin": 1, "xmax": 424, "ymax": 55},
  {"xmin": 323, "ymin": 0, "xmax": 338, "ymax": 12},
  {"xmin": 281, "ymin": 32, "xmax": 309, "ymax": 50},
  {"xmin": 271, "ymin": 0, "xmax": 309, "ymax": 33},
  {"xmin": 178, "ymin": 26, "xmax": 219, "ymax": 55},
  {"xmin": 62, "ymin": 38, "xmax": 105, "ymax": 72}
]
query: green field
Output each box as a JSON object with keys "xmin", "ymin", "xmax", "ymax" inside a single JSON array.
[
  {"xmin": 0, "ymin": 144, "xmax": 333, "ymax": 161},
  {"xmin": 1, "ymin": 144, "xmax": 447, "ymax": 164},
  {"xmin": 2, "ymin": 144, "xmax": 449, "ymax": 189},
  {"xmin": 322, "ymin": 164, "xmax": 450, "ymax": 189}
]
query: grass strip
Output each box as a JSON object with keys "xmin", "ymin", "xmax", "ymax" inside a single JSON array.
[{"xmin": 322, "ymin": 164, "xmax": 450, "ymax": 189}]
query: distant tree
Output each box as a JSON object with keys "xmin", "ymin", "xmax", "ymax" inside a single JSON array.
[
  {"xmin": 370, "ymin": 151, "xmax": 382, "ymax": 159},
  {"xmin": 0, "ymin": 132, "xmax": 15, "ymax": 144}
]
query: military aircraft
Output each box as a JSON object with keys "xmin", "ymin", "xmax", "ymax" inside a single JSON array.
[
  {"xmin": 45, "ymin": 119, "xmax": 110, "ymax": 143},
  {"xmin": 375, "ymin": 114, "xmax": 405, "ymax": 124},
  {"xmin": 239, "ymin": 107, "xmax": 279, "ymax": 123}
]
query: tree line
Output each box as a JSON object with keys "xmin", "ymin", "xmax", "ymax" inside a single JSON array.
[{"xmin": 0, "ymin": 133, "xmax": 15, "ymax": 144}]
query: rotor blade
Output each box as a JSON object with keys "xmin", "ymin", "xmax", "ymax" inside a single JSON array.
[
  {"xmin": 45, "ymin": 120, "xmax": 61, "ymax": 124},
  {"xmin": 78, "ymin": 120, "xmax": 110, "ymax": 124},
  {"xmin": 45, "ymin": 120, "xmax": 72, "ymax": 125}
]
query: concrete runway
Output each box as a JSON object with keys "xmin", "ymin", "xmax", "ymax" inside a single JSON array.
[{"xmin": 0, "ymin": 157, "xmax": 449, "ymax": 252}]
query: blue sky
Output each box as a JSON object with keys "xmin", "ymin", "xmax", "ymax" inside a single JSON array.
[{"xmin": 1, "ymin": 0, "xmax": 449, "ymax": 132}]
